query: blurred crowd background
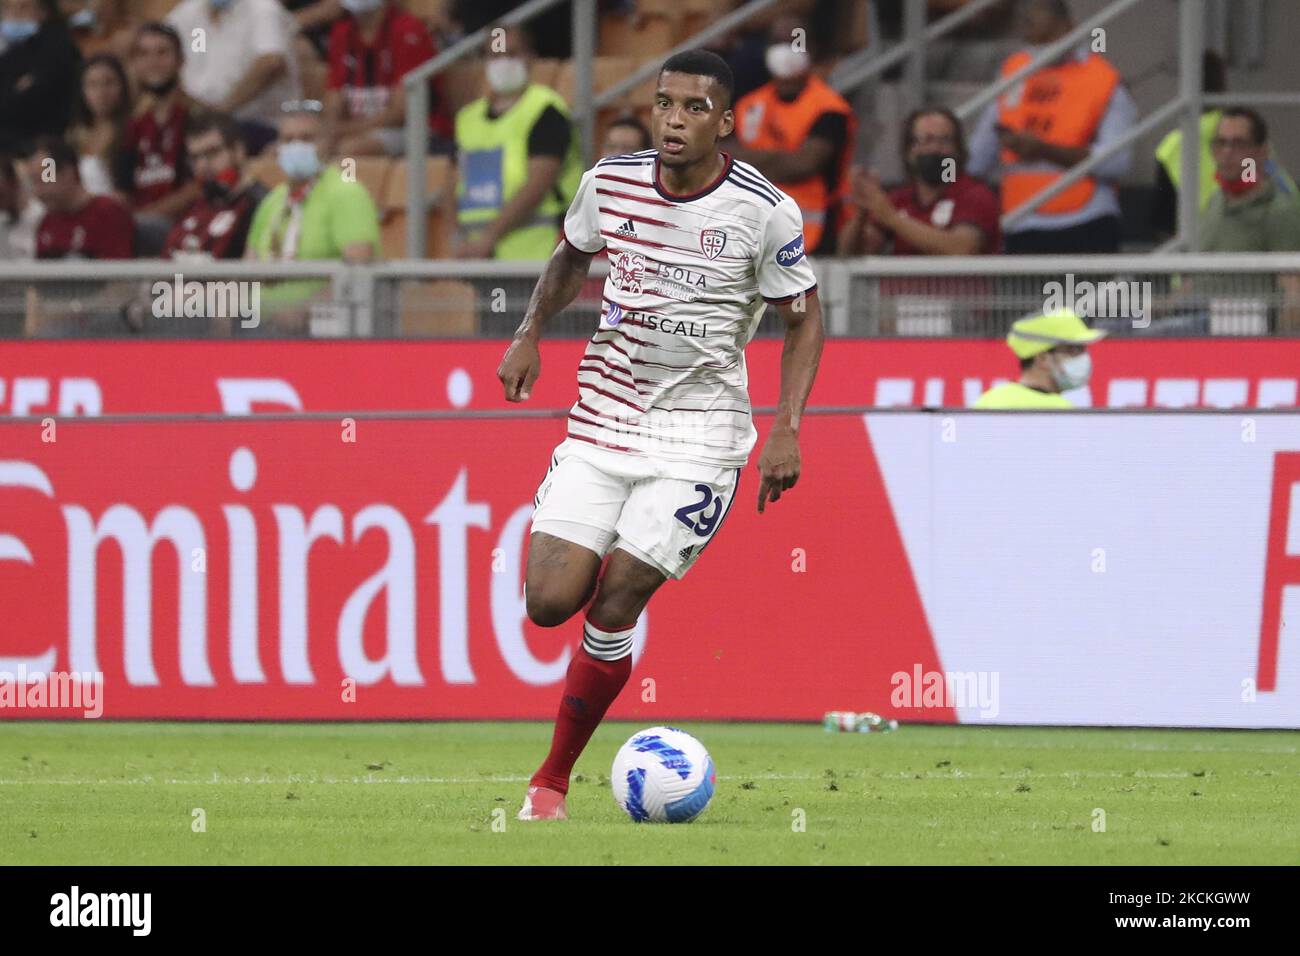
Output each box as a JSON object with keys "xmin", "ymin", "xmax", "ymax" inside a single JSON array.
[{"xmin": 0, "ymin": 0, "xmax": 1297, "ymax": 336}]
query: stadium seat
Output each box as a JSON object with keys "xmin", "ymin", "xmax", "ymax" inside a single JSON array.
[
  {"xmin": 398, "ymin": 279, "xmax": 479, "ymax": 336},
  {"xmin": 350, "ymin": 156, "xmax": 392, "ymax": 207},
  {"xmin": 380, "ymin": 156, "xmax": 454, "ymax": 260},
  {"xmin": 442, "ymin": 60, "xmax": 484, "ymax": 114},
  {"xmin": 599, "ymin": 13, "xmax": 676, "ymax": 57},
  {"xmin": 553, "ymin": 57, "xmax": 654, "ymax": 114},
  {"xmin": 530, "ymin": 58, "xmax": 564, "ymax": 90}
]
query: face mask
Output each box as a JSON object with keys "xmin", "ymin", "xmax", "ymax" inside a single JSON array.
[
  {"xmin": 765, "ymin": 44, "xmax": 810, "ymax": 80},
  {"xmin": 202, "ymin": 166, "xmax": 240, "ymax": 202},
  {"xmin": 278, "ymin": 140, "xmax": 321, "ymax": 180},
  {"xmin": 1051, "ymin": 352, "xmax": 1091, "ymax": 391},
  {"xmin": 1215, "ymin": 169, "xmax": 1258, "ymax": 196},
  {"xmin": 68, "ymin": 8, "xmax": 97, "ymax": 30},
  {"xmin": 342, "ymin": 0, "xmax": 384, "ymax": 13},
  {"xmin": 485, "ymin": 57, "xmax": 528, "ymax": 95},
  {"xmin": 0, "ymin": 19, "xmax": 39, "ymax": 43},
  {"xmin": 912, "ymin": 153, "xmax": 955, "ymax": 186}
]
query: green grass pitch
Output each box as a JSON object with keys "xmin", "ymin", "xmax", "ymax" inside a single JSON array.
[{"xmin": 0, "ymin": 722, "xmax": 1295, "ymax": 865}]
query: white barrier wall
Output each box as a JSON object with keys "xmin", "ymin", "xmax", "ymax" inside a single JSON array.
[{"xmin": 868, "ymin": 412, "xmax": 1300, "ymax": 728}]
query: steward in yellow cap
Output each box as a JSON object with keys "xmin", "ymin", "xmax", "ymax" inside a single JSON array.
[{"xmin": 973, "ymin": 308, "xmax": 1107, "ymax": 409}]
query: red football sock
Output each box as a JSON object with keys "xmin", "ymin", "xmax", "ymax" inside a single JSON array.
[{"xmin": 530, "ymin": 614, "xmax": 635, "ymax": 795}]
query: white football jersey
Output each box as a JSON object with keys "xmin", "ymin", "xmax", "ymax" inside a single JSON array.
[{"xmin": 561, "ymin": 148, "xmax": 817, "ymax": 474}]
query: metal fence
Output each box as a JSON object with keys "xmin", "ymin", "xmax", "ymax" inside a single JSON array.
[{"xmin": 2, "ymin": 253, "xmax": 1299, "ymax": 339}]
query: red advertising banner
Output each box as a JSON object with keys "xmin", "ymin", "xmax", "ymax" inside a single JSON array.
[
  {"xmin": 0, "ymin": 415, "xmax": 947, "ymax": 721},
  {"xmin": 3, "ymin": 338, "xmax": 1300, "ymax": 415}
]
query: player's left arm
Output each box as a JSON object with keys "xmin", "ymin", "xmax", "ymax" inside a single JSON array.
[{"xmin": 758, "ymin": 290, "xmax": 824, "ymax": 514}]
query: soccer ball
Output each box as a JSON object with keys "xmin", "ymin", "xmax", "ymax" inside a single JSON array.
[{"xmin": 611, "ymin": 726, "xmax": 716, "ymax": 823}]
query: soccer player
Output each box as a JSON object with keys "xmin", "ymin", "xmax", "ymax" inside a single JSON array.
[{"xmin": 496, "ymin": 49, "xmax": 824, "ymax": 821}]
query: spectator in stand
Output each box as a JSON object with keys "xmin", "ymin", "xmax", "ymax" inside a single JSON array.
[
  {"xmin": 29, "ymin": 135, "xmax": 133, "ymax": 258},
  {"xmin": 0, "ymin": 0, "xmax": 82, "ymax": 154},
  {"xmin": 1153, "ymin": 57, "xmax": 1298, "ymax": 240},
  {"xmin": 726, "ymin": 14, "xmax": 855, "ymax": 254},
  {"xmin": 65, "ymin": 52, "xmax": 132, "ymax": 197},
  {"xmin": 973, "ymin": 309, "xmax": 1105, "ymax": 409},
  {"xmin": 284, "ymin": 0, "xmax": 344, "ymax": 58},
  {"xmin": 0, "ymin": 155, "xmax": 16, "ymax": 257},
  {"xmin": 839, "ymin": 107, "xmax": 1000, "ymax": 255},
  {"xmin": 23, "ymin": 136, "xmax": 138, "ymax": 337},
  {"xmin": 322, "ymin": 0, "xmax": 451, "ymax": 158},
  {"xmin": 967, "ymin": 0, "xmax": 1136, "ymax": 254},
  {"xmin": 1199, "ymin": 108, "xmax": 1300, "ymax": 253},
  {"xmin": 244, "ymin": 101, "xmax": 380, "ymax": 331},
  {"xmin": 0, "ymin": 153, "xmax": 29, "ymax": 257},
  {"xmin": 0, "ymin": 150, "xmax": 44, "ymax": 258},
  {"xmin": 164, "ymin": 111, "xmax": 268, "ymax": 259},
  {"xmin": 166, "ymin": 0, "xmax": 301, "ymax": 157},
  {"xmin": 600, "ymin": 114, "xmax": 651, "ymax": 159},
  {"xmin": 60, "ymin": 0, "xmax": 133, "ymax": 60},
  {"xmin": 452, "ymin": 23, "xmax": 582, "ymax": 260},
  {"xmin": 124, "ymin": 22, "xmax": 202, "ymax": 255}
]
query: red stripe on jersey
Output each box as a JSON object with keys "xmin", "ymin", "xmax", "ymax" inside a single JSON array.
[
  {"xmin": 567, "ymin": 430, "xmax": 635, "ymax": 453},
  {"xmin": 580, "ymin": 350, "xmax": 635, "ymax": 378},
  {"xmin": 577, "ymin": 362, "xmax": 639, "ymax": 393},
  {"xmin": 597, "ymin": 207, "xmax": 677, "ymax": 228},
  {"xmin": 594, "ymin": 173, "xmax": 656, "ymax": 188},
  {"xmin": 580, "ymin": 381, "xmax": 645, "ymax": 412},
  {"xmin": 599, "ymin": 326, "xmax": 655, "ymax": 349},
  {"xmin": 650, "ymin": 403, "xmax": 750, "ymax": 415},
  {"xmin": 588, "ymin": 335, "xmax": 637, "ymax": 363},
  {"xmin": 568, "ymin": 411, "xmax": 606, "ymax": 431},
  {"xmin": 595, "ymin": 188, "xmax": 674, "ymax": 207},
  {"xmin": 600, "ymin": 230, "xmax": 668, "ymax": 250}
]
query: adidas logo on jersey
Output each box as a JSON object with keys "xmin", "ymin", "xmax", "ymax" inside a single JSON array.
[{"xmin": 615, "ymin": 218, "xmax": 637, "ymax": 238}]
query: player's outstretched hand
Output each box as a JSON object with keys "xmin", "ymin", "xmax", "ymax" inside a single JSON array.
[
  {"xmin": 757, "ymin": 426, "xmax": 800, "ymax": 514},
  {"xmin": 497, "ymin": 335, "xmax": 541, "ymax": 402}
]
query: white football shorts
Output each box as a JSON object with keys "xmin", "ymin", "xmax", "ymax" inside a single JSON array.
[{"xmin": 529, "ymin": 437, "xmax": 742, "ymax": 580}]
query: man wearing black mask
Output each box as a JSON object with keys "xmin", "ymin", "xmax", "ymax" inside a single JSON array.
[
  {"xmin": 163, "ymin": 111, "xmax": 267, "ymax": 260},
  {"xmin": 839, "ymin": 107, "xmax": 1000, "ymax": 256}
]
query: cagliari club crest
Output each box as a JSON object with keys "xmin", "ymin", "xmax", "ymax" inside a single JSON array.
[{"xmin": 700, "ymin": 227, "xmax": 727, "ymax": 260}]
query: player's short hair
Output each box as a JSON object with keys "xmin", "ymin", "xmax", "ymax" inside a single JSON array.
[
  {"xmin": 658, "ymin": 49, "xmax": 735, "ymax": 109},
  {"xmin": 186, "ymin": 111, "xmax": 244, "ymax": 150},
  {"xmin": 26, "ymin": 136, "xmax": 81, "ymax": 183},
  {"xmin": 1220, "ymin": 106, "xmax": 1268, "ymax": 145}
]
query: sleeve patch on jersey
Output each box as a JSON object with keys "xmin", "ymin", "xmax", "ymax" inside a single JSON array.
[{"xmin": 776, "ymin": 234, "xmax": 806, "ymax": 267}]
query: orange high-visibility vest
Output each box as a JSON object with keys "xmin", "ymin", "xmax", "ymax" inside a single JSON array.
[
  {"xmin": 734, "ymin": 74, "xmax": 855, "ymax": 250},
  {"xmin": 996, "ymin": 50, "xmax": 1120, "ymax": 217}
]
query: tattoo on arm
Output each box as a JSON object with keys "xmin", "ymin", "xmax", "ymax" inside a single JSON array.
[{"xmin": 516, "ymin": 241, "xmax": 594, "ymax": 340}]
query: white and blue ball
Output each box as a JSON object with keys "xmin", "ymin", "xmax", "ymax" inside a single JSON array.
[{"xmin": 611, "ymin": 726, "xmax": 716, "ymax": 823}]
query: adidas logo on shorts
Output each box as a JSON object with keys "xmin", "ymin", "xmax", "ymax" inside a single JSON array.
[{"xmin": 678, "ymin": 544, "xmax": 696, "ymax": 562}]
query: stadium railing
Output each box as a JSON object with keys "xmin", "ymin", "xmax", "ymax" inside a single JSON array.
[{"xmin": 3, "ymin": 253, "xmax": 1299, "ymax": 339}]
